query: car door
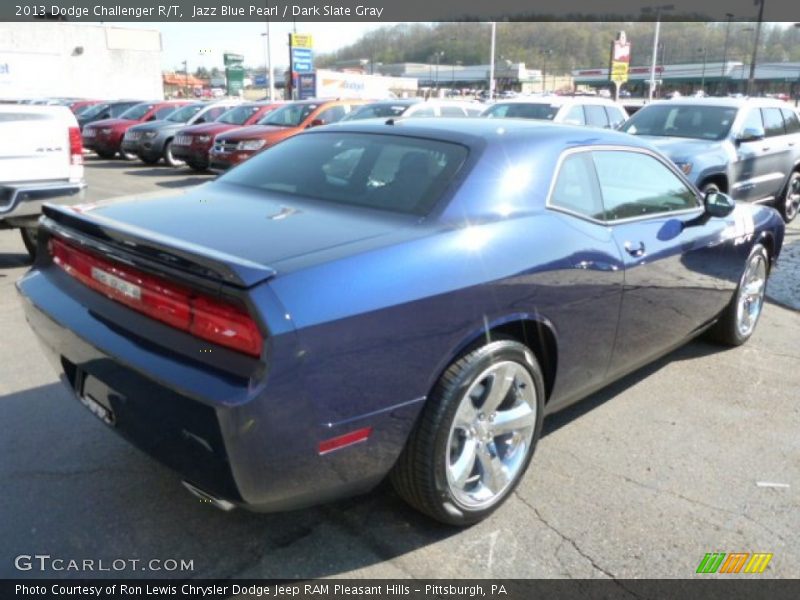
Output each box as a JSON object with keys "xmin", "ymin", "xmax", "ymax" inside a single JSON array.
[
  {"xmin": 544, "ymin": 151, "xmax": 625, "ymax": 402},
  {"xmin": 592, "ymin": 148, "xmax": 736, "ymax": 378},
  {"xmin": 731, "ymin": 107, "xmax": 784, "ymax": 202},
  {"xmin": 757, "ymin": 107, "xmax": 794, "ymax": 199}
]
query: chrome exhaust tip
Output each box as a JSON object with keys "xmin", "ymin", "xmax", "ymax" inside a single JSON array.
[{"xmin": 182, "ymin": 481, "xmax": 236, "ymax": 512}]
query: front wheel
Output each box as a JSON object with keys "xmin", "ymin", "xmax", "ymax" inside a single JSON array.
[
  {"xmin": 163, "ymin": 140, "xmax": 185, "ymax": 167},
  {"xmin": 707, "ymin": 244, "xmax": 769, "ymax": 346},
  {"xmin": 119, "ymin": 150, "xmax": 138, "ymax": 160},
  {"xmin": 391, "ymin": 340, "xmax": 545, "ymax": 525},
  {"xmin": 778, "ymin": 171, "xmax": 800, "ymax": 223}
]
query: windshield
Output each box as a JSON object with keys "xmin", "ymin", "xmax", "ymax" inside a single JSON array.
[
  {"xmin": 119, "ymin": 103, "xmax": 155, "ymax": 120},
  {"xmin": 167, "ymin": 104, "xmax": 204, "ymax": 123},
  {"xmin": 219, "ymin": 132, "xmax": 468, "ymax": 216},
  {"xmin": 217, "ymin": 104, "xmax": 260, "ymax": 125},
  {"xmin": 621, "ymin": 105, "xmax": 739, "ymax": 141},
  {"xmin": 258, "ymin": 103, "xmax": 318, "ymax": 127},
  {"xmin": 80, "ymin": 103, "xmax": 109, "ymax": 118},
  {"xmin": 343, "ymin": 103, "xmax": 411, "ymax": 121},
  {"xmin": 483, "ymin": 102, "xmax": 560, "ymax": 120}
]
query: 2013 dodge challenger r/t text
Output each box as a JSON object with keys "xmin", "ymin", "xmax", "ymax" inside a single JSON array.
[{"xmin": 17, "ymin": 119, "xmax": 784, "ymax": 525}]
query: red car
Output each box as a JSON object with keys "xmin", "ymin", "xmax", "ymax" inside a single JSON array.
[
  {"xmin": 171, "ymin": 102, "xmax": 283, "ymax": 171},
  {"xmin": 82, "ymin": 100, "xmax": 193, "ymax": 159},
  {"xmin": 67, "ymin": 100, "xmax": 101, "ymax": 115},
  {"xmin": 208, "ymin": 99, "xmax": 366, "ymax": 171}
]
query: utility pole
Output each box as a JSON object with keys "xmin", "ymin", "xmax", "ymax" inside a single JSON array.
[{"xmin": 261, "ymin": 19, "xmax": 274, "ymax": 101}]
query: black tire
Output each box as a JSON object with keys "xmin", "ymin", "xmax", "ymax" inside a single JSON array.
[
  {"xmin": 187, "ymin": 161, "xmax": 208, "ymax": 172},
  {"xmin": 778, "ymin": 171, "xmax": 800, "ymax": 224},
  {"xmin": 139, "ymin": 154, "xmax": 160, "ymax": 165},
  {"xmin": 96, "ymin": 150, "xmax": 116, "ymax": 160},
  {"xmin": 163, "ymin": 140, "xmax": 185, "ymax": 168},
  {"xmin": 707, "ymin": 244, "xmax": 770, "ymax": 346},
  {"xmin": 391, "ymin": 340, "xmax": 545, "ymax": 525},
  {"xmin": 20, "ymin": 226, "xmax": 38, "ymax": 259},
  {"xmin": 119, "ymin": 150, "xmax": 138, "ymax": 160}
]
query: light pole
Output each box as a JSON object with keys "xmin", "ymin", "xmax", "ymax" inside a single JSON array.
[
  {"xmin": 435, "ymin": 51, "xmax": 444, "ymax": 91},
  {"xmin": 181, "ymin": 60, "xmax": 188, "ymax": 98},
  {"xmin": 261, "ymin": 23, "xmax": 274, "ymax": 101},
  {"xmin": 721, "ymin": 12, "xmax": 734, "ymax": 89},
  {"xmin": 698, "ymin": 46, "xmax": 708, "ymax": 93},
  {"xmin": 741, "ymin": 27, "xmax": 755, "ymax": 95},
  {"xmin": 747, "ymin": 0, "xmax": 766, "ymax": 96},
  {"xmin": 642, "ymin": 4, "xmax": 675, "ymax": 102},
  {"xmin": 541, "ymin": 48, "xmax": 554, "ymax": 93}
]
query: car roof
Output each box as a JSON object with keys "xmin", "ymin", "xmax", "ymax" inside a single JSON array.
[
  {"xmin": 323, "ymin": 117, "xmax": 650, "ymax": 149},
  {"xmin": 647, "ymin": 97, "xmax": 791, "ymax": 109},
  {"xmin": 490, "ymin": 95, "xmax": 622, "ymax": 107}
]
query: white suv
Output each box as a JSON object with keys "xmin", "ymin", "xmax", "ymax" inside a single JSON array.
[
  {"xmin": 482, "ymin": 95, "xmax": 629, "ymax": 129},
  {"xmin": 0, "ymin": 104, "xmax": 86, "ymax": 257}
]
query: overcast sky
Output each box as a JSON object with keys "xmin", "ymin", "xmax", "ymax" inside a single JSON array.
[{"xmin": 103, "ymin": 22, "xmax": 398, "ymax": 71}]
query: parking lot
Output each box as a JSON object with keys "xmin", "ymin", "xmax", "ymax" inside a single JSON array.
[{"xmin": 1, "ymin": 157, "xmax": 799, "ymax": 580}]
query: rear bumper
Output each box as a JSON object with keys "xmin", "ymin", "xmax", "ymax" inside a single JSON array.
[
  {"xmin": 0, "ymin": 181, "xmax": 86, "ymax": 222},
  {"xmin": 16, "ymin": 264, "xmax": 412, "ymax": 512}
]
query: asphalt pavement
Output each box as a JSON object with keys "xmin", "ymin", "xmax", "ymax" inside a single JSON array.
[{"xmin": 0, "ymin": 157, "xmax": 798, "ymax": 580}]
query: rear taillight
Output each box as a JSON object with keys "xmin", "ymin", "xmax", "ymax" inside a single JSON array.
[
  {"xmin": 49, "ymin": 237, "xmax": 263, "ymax": 357},
  {"xmin": 68, "ymin": 126, "xmax": 83, "ymax": 166}
]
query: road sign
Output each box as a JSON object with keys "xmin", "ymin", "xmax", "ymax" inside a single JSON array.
[
  {"xmin": 609, "ymin": 31, "xmax": 631, "ymax": 85},
  {"xmin": 289, "ymin": 34, "xmax": 313, "ymax": 49}
]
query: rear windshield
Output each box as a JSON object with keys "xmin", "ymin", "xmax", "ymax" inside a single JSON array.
[
  {"xmin": 258, "ymin": 103, "xmax": 319, "ymax": 127},
  {"xmin": 219, "ymin": 132, "xmax": 468, "ymax": 216},
  {"xmin": 622, "ymin": 105, "xmax": 738, "ymax": 141},
  {"xmin": 80, "ymin": 103, "xmax": 109, "ymax": 118},
  {"xmin": 120, "ymin": 103, "xmax": 155, "ymax": 120},
  {"xmin": 483, "ymin": 102, "xmax": 559, "ymax": 120},
  {"xmin": 166, "ymin": 104, "xmax": 204, "ymax": 122},
  {"xmin": 217, "ymin": 104, "xmax": 260, "ymax": 125},
  {"xmin": 344, "ymin": 103, "xmax": 411, "ymax": 121}
]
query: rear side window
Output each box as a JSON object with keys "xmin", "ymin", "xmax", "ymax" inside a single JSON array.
[
  {"xmin": 584, "ymin": 105, "xmax": 609, "ymax": 128},
  {"xmin": 411, "ymin": 106, "xmax": 436, "ymax": 117},
  {"xmin": 549, "ymin": 153, "xmax": 604, "ymax": 219},
  {"xmin": 154, "ymin": 106, "xmax": 177, "ymax": 119},
  {"xmin": 219, "ymin": 132, "xmax": 468, "ymax": 216},
  {"xmin": 316, "ymin": 105, "xmax": 346, "ymax": 124},
  {"xmin": 605, "ymin": 106, "xmax": 626, "ymax": 128},
  {"xmin": 592, "ymin": 151, "xmax": 698, "ymax": 221},
  {"xmin": 483, "ymin": 103, "xmax": 559, "ymax": 120},
  {"xmin": 780, "ymin": 109, "xmax": 800, "ymax": 134},
  {"xmin": 440, "ymin": 106, "xmax": 467, "ymax": 117},
  {"xmin": 561, "ymin": 105, "xmax": 586, "ymax": 125},
  {"xmin": 761, "ymin": 108, "xmax": 785, "ymax": 137}
]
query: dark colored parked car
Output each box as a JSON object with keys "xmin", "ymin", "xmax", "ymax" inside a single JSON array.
[
  {"xmin": 171, "ymin": 102, "xmax": 283, "ymax": 171},
  {"xmin": 621, "ymin": 98, "xmax": 800, "ymax": 222},
  {"xmin": 82, "ymin": 101, "xmax": 192, "ymax": 159},
  {"xmin": 121, "ymin": 101, "xmax": 241, "ymax": 167},
  {"xmin": 208, "ymin": 99, "xmax": 365, "ymax": 171},
  {"xmin": 18, "ymin": 120, "xmax": 784, "ymax": 524},
  {"xmin": 76, "ymin": 100, "xmax": 142, "ymax": 131}
]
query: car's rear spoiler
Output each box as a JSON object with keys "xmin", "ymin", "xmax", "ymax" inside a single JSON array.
[{"xmin": 40, "ymin": 203, "xmax": 276, "ymax": 289}]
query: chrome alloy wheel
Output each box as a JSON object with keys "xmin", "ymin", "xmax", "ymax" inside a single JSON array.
[
  {"xmin": 446, "ymin": 361, "xmax": 537, "ymax": 510},
  {"xmin": 735, "ymin": 252, "xmax": 768, "ymax": 338},
  {"xmin": 784, "ymin": 173, "xmax": 800, "ymax": 222}
]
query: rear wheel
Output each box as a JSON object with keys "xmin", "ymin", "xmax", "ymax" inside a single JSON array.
[
  {"xmin": 700, "ymin": 182, "xmax": 720, "ymax": 195},
  {"xmin": 187, "ymin": 161, "xmax": 207, "ymax": 172},
  {"xmin": 96, "ymin": 150, "xmax": 116, "ymax": 160},
  {"xmin": 139, "ymin": 154, "xmax": 159, "ymax": 165},
  {"xmin": 778, "ymin": 171, "xmax": 800, "ymax": 223},
  {"xmin": 391, "ymin": 340, "xmax": 545, "ymax": 525},
  {"xmin": 119, "ymin": 150, "xmax": 137, "ymax": 160},
  {"xmin": 163, "ymin": 140, "xmax": 185, "ymax": 167},
  {"xmin": 20, "ymin": 226, "xmax": 38, "ymax": 259},
  {"xmin": 708, "ymin": 244, "xmax": 769, "ymax": 346}
]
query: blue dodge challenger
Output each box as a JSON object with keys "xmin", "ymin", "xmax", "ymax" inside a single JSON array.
[{"xmin": 17, "ymin": 119, "xmax": 785, "ymax": 524}]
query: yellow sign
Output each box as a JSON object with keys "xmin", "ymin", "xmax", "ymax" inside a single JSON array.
[
  {"xmin": 290, "ymin": 33, "xmax": 313, "ymax": 49},
  {"xmin": 610, "ymin": 61, "xmax": 629, "ymax": 84}
]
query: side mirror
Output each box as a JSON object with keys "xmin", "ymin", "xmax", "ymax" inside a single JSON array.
[
  {"xmin": 736, "ymin": 127, "xmax": 765, "ymax": 143},
  {"xmin": 307, "ymin": 118, "xmax": 325, "ymax": 128},
  {"xmin": 704, "ymin": 190, "xmax": 736, "ymax": 218}
]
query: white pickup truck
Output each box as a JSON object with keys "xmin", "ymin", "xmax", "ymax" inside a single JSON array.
[{"xmin": 0, "ymin": 104, "xmax": 86, "ymax": 257}]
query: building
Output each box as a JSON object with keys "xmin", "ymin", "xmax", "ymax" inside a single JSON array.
[
  {"xmin": 374, "ymin": 62, "xmax": 544, "ymax": 92},
  {"xmin": 573, "ymin": 61, "xmax": 800, "ymax": 98},
  {"xmin": 163, "ymin": 72, "xmax": 209, "ymax": 98},
  {"xmin": 0, "ymin": 22, "xmax": 163, "ymax": 100}
]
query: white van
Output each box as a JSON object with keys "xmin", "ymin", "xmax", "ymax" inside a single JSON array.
[{"xmin": 0, "ymin": 104, "xmax": 86, "ymax": 257}]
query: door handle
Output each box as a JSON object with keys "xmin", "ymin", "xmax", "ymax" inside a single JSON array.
[{"xmin": 624, "ymin": 241, "xmax": 646, "ymax": 257}]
